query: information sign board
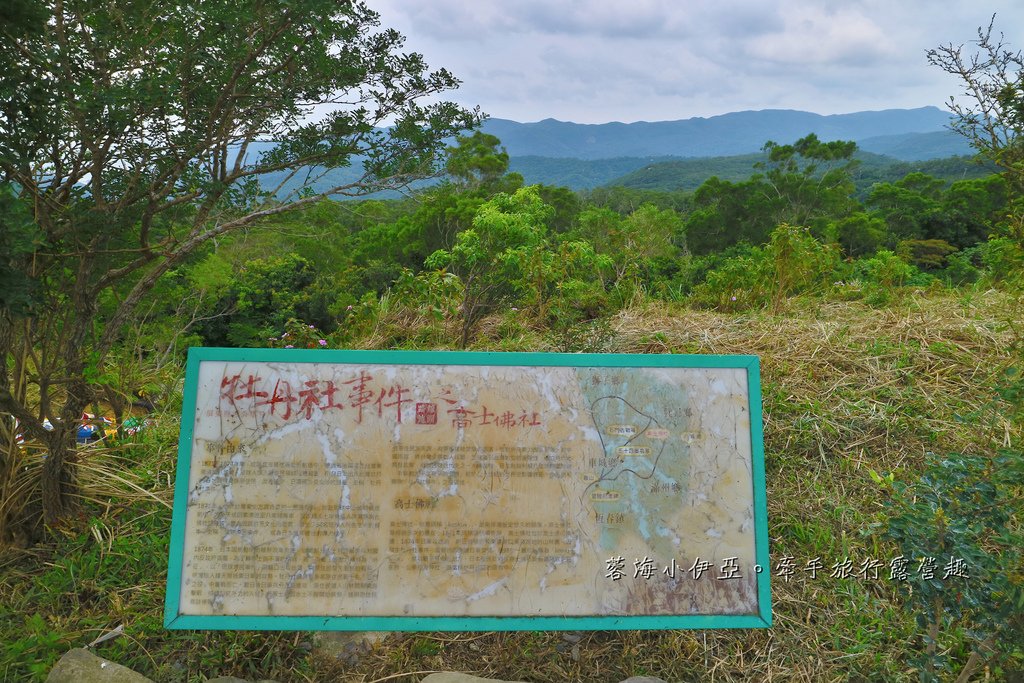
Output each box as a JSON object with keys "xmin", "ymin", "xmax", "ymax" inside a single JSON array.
[{"xmin": 165, "ymin": 349, "xmax": 770, "ymax": 630}]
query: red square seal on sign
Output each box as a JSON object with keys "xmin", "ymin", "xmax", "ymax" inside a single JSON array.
[{"xmin": 415, "ymin": 402, "xmax": 438, "ymax": 425}]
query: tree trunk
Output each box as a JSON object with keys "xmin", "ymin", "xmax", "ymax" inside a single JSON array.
[
  {"xmin": 41, "ymin": 428, "xmax": 80, "ymax": 528},
  {"xmin": 460, "ymin": 314, "xmax": 472, "ymax": 349},
  {"xmin": 954, "ymin": 635, "xmax": 996, "ymax": 683},
  {"xmin": 42, "ymin": 293, "xmax": 95, "ymax": 529}
]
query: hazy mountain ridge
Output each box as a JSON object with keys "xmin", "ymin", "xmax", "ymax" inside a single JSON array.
[
  {"xmin": 481, "ymin": 106, "xmax": 969, "ymax": 160},
  {"xmin": 856, "ymin": 130, "xmax": 974, "ymax": 160},
  {"xmin": 507, "ymin": 156, "xmax": 674, "ymax": 189},
  {"xmin": 252, "ymin": 107, "xmax": 980, "ymax": 195}
]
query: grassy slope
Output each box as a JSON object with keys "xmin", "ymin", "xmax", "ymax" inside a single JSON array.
[{"xmin": 0, "ymin": 289, "xmax": 1019, "ymax": 682}]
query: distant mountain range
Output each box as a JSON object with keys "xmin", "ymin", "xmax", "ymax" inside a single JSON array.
[
  {"xmin": 253, "ymin": 107, "xmax": 982, "ymax": 196},
  {"xmin": 481, "ymin": 107, "xmax": 971, "ymax": 160}
]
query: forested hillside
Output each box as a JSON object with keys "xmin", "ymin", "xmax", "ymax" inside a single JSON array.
[
  {"xmin": 149, "ymin": 130, "xmax": 1007, "ymax": 354},
  {"xmin": 255, "ymin": 148, "xmax": 995, "ymax": 195},
  {"xmin": 603, "ymin": 151, "xmax": 994, "ymax": 194}
]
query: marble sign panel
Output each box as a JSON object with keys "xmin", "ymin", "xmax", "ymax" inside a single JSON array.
[{"xmin": 165, "ymin": 349, "xmax": 770, "ymax": 630}]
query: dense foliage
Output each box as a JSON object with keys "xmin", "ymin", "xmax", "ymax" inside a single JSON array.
[
  {"xmin": 0, "ymin": 0, "xmax": 478, "ymax": 530},
  {"xmin": 156, "ymin": 131, "xmax": 1015, "ymax": 353}
]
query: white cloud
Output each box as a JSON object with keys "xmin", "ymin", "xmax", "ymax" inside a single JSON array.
[
  {"xmin": 742, "ymin": 5, "xmax": 894, "ymax": 66},
  {"xmin": 370, "ymin": 0, "xmax": 1024, "ymax": 123}
]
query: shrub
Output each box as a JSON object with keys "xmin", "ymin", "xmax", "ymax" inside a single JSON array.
[
  {"xmin": 897, "ymin": 239, "xmax": 959, "ymax": 270},
  {"xmin": 690, "ymin": 246, "xmax": 773, "ymax": 311},
  {"xmin": 855, "ymin": 250, "xmax": 918, "ymax": 288},
  {"xmin": 942, "ymin": 246, "xmax": 984, "ymax": 286},
  {"xmin": 853, "ymin": 249, "xmax": 929, "ymax": 306},
  {"xmin": 690, "ymin": 224, "xmax": 840, "ymax": 311},
  {"xmin": 766, "ymin": 223, "xmax": 842, "ymax": 309},
  {"xmin": 980, "ymin": 237, "xmax": 1024, "ymax": 287},
  {"xmin": 872, "ymin": 409, "xmax": 1024, "ymax": 680}
]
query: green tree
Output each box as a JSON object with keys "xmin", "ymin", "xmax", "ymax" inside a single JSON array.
[
  {"xmin": 832, "ymin": 211, "xmax": 889, "ymax": 258},
  {"xmin": 426, "ymin": 186, "xmax": 552, "ymax": 347},
  {"xmin": 756, "ymin": 134, "xmax": 859, "ymax": 233},
  {"xmin": 583, "ymin": 186, "xmax": 690, "ymax": 215},
  {"xmin": 685, "ymin": 176, "xmax": 777, "ymax": 254},
  {"xmin": 575, "ymin": 203, "xmax": 682, "ymax": 288},
  {"xmin": 0, "ymin": 185, "xmax": 40, "ymax": 315},
  {"xmin": 684, "ymin": 135, "xmax": 858, "ymax": 254},
  {"xmin": 940, "ymin": 175, "xmax": 1009, "ymax": 248},
  {"xmin": 534, "ymin": 184, "xmax": 582, "ymax": 233},
  {"xmin": 866, "ymin": 173, "xmax": 945, "ymax": 244},
  {"xmin": 0, "ymin": 0, "xmax": 478, "ymax": 532},
  {"xmin": 390, "ymin": 189, "xmax": 493, "ymax": 266},
  {"xmin": 348, "ymin": 133, "xmax": 526, "ymax": 287},
  {"xmin": 444, "ymin": 131, "xmax": 512, "ymax": 190},
  {"xmin": 897, "ymin": 239, "xmax": 959, "ymax": 270},
  {"xmin": 196, "ymin": 253, "xmax": 341, "ymax": 347}
]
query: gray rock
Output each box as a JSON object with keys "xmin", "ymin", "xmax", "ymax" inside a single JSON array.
[
  {"xmin": 420, "ymin": 674, "xmax": 528, "ymax": 683},
  {"xmin": 45, "ymin": 648, "xmax": 153, "ymax": 683},
  {"xmin": 619, "ymin": 677, "xmax": 668, "ymax": 683},
  {"xmin": 316, "ymin": 630, "xmax": 386, "ymax": 665}
]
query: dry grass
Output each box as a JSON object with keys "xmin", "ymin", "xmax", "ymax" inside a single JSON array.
[{"xmin": 612, "ymin": 292, "xmax": 1014, "ymax": 465}]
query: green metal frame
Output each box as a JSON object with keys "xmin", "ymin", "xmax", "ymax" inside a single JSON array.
[{"xmin": 165, "ymin": 348, "xmax": 771, "ymax": 631}]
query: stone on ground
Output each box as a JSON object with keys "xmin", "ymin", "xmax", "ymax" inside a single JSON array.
[
  {"xmin": 316, "ymin": 630, "xmax": 387, "ymax": 665},
  {"xmin": 45, "ymin": 648, "xmax": 153, "ymax": 683}
]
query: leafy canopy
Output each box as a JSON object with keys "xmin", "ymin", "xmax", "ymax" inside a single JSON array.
[{"xmin": 0, "ymin": 0, "xmax": 480, "ymax": 529}]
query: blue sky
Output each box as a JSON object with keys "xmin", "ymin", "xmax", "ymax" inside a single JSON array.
[{"xmin": 372, "ymin": 1, "xmax": 1024, "ymax": 124}]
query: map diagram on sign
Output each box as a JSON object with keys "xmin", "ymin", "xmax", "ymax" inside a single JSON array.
[{"xmin": 175, "ymin": 361, "xmax": 760, "ymax": 620}]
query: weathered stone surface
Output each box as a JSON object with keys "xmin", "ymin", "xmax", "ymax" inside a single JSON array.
[
  {"xmin": 45, "ymin": 648, "xmax": 153, "ymax": 683},
  {"xmin": 316, "ymin": 630, "xmax": 387, "ymax": 665},
  {"xmin": 618, "ymin": 677, "xmax": 669, "ymax": 683},
  {"xmin": 420, "ymin": 674, "xmax": 528, "ymax": 683}
]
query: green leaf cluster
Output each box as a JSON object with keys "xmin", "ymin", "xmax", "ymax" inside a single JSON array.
[
  {"xmin": 690, "ymin": 224, "xmax": 841, "ymax": 311},
  {"xmin": 195, "ymin": 253, "xmax": 346, "ymax": 347},
  {"xmin": 876, "ymin": 445, "xmax": 1024, "ymax": 681},
  {"xmin": 0, "ymin": 183, "xmax": 43, "ymax": 315}
]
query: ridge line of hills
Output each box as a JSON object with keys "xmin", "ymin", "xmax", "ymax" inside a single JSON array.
[
  {"xmin": 479, "ymin": 106, "xmax": 970, "ymax": 160},
  {"xmin": 256, "ymin": 106, "xmax": 985, "ymax": 196}
]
